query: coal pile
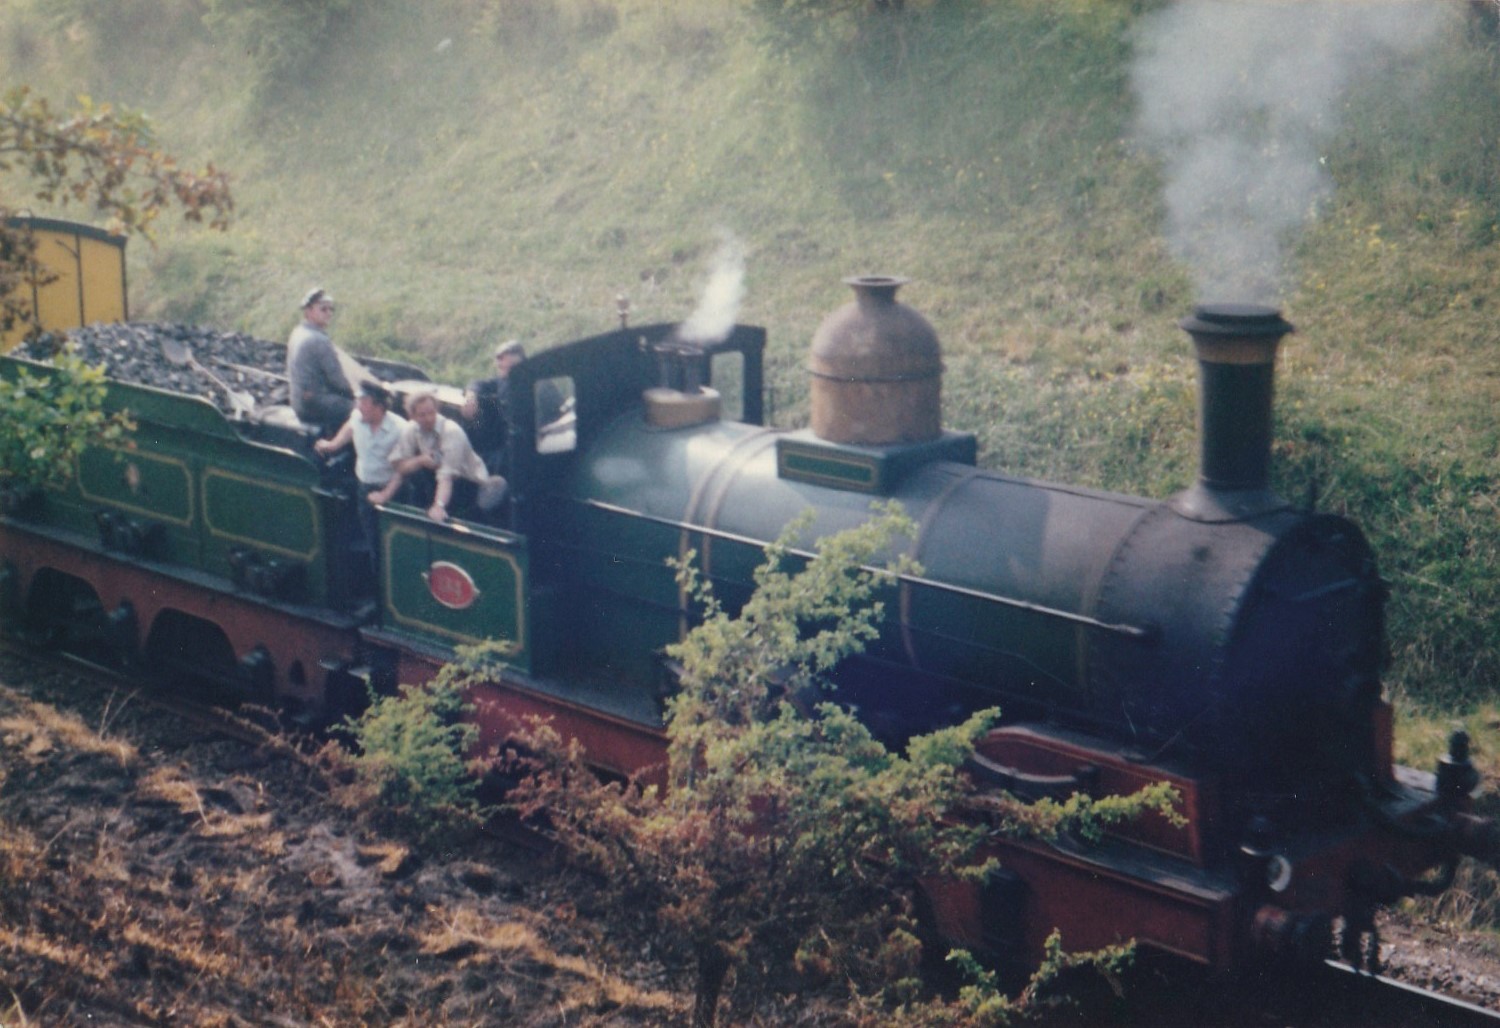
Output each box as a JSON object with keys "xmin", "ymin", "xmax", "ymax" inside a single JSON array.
[{"xmin": 16, "ymin": 322, "xmax": 291, "ymax": 417}]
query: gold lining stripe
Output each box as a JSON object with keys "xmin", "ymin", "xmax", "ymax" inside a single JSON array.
[
  {"xmin": 1193, "ymin": 339, "xmax": 1281, "ymax": 366},
  {"xmin": 202, "ymin": 468, "xmax": 321, "ymax": 561},
  {"xmin": 75, "ymin": 447, "xmax": 195, "ymax": 527},
  {"xmin": 778, "ymin": 448, "xmax": 877, "ymax": 489}
]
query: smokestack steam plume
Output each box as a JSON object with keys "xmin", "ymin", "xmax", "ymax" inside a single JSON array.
[{"xmin": 1130, "ymin": 1, "xmax": 1450, "ymax": 303}]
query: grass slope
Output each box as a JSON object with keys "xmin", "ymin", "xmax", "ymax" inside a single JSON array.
[{"xmin": 3, "ymin": 0, "xmax": 1499, "ymax": 725}]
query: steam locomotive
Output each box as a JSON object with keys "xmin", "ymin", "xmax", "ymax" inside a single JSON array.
[{"xmin": 1, "ymin": 236, "xmax": 1495, "ymax": 977}]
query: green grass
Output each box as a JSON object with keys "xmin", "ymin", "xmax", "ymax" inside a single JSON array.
[{"xmin": 4, "ymin": 0, "xmax": 1499, "ymax": 723}]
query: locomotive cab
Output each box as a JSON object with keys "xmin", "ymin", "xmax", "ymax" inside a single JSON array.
[{"xmin": 362, "ymin": 322, "xmax": 766, "ymax": 692}]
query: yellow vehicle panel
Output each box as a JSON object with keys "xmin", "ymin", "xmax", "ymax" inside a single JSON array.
[{"xmin": 2, "ymin": 217, "xmax": 128, "ymax": 350}]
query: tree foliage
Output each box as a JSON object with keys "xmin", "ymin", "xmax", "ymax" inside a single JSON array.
[
  {"xmin": 0, "ymin": 85, "xmax": 233, "ymax": 337},
  {"xmin": 0, "ymin": 351, "xmax": 132, "ymax": 497},
  {"xmin": 500, "ymin": 504, "xmax": 1180, "ymax": 1026},
  {"xmin": 335, "ymin": 643, "xmax": 503, "ymax": 842},
  {"xmin": 0, "ymin": 85, "xmax": 232, "ymax": 494}
]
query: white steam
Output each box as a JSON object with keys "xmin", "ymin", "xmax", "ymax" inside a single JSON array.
[
  {"xmin": 678, "ymin": 230, "xmax": 746, "ymax": 344},
  {"xmin": 1130, "ymin": 1, "xmax": 1451, "ymax": 302}
]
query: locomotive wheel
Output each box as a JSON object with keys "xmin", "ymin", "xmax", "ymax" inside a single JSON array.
[
  {"xmin": 22, "ymin": 568, "xmax": 78, "ymax": 649},
  {"xmin": 144, "ymin": 610, "xmax": 245, "ymax": 703},
  {"xmin": 22, "ymin": 569, "xmax": 131, "ymax": 665}
]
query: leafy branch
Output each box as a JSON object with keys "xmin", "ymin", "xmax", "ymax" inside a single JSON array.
[
  {"xmin": 0, "ymin": 350, "xmax": 133, "ymax": 495},
  {"xmin": 0, "ymin": 86, "xmax": 233, "ymax": 340},
  {"xmin": 500, "ymin": 503, "xmax": 1179, "ymax": 1025},
  {"xmin": 0, "ymin": 86, "xmax": 233, "ymax": 235}
]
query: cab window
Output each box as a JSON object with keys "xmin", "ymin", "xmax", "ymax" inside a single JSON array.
[{"xmin": 535, "ymin": 376, "xmax": 575, "ymax": 454}]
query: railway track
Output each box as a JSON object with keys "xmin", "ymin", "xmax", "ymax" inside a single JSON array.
[
  {"xmin": 1309, "ymin": 959, "xmax": 1500, "ymax": 1026},
  {"xmin": 1068, "ymin": 951, "xmax": 1500, "ymax": 1027}
]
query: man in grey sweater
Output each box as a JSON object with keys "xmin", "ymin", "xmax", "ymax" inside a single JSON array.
[{"xmin": 287, "ymin": 287, "xmax": 354, "ymax": 428}]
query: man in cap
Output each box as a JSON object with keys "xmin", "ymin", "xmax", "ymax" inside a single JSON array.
[
  {"xmin": 287, "ymin": 287, "xmax": 354, "ymax": 429},
  {"xmin": 460, "ymin": 339, "xmax": 564, "ymax": 475}
]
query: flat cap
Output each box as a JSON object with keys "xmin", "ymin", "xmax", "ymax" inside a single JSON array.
[{"xmin": 300, "ymin": 287, "xmax": 334, "ymax": 309}]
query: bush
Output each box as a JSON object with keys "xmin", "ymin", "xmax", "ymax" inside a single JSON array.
[
  {"xmin": 503, "ymin": 505, "xmax": 1178, "ymax": 1026},
  {"xmin": 0, "ymin": 347, "xmax": 133, "ymax": 495},
  {"xmin": 335, "ymin": 643, "xmax": 505, "ymax": 839}
]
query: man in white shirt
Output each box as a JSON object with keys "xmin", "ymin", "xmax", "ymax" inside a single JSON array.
[
  {"xmin": 315, "ymin": 382, "xmax": 407, "ymax": 583},
  {"xmin": 390, "ymin": 390, "xmax": 506, "ymax": 524}
]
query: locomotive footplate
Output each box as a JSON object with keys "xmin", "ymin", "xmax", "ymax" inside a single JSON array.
[
  {"xmin": 361, "ymin": 625, "xmax": 667, "ymax": 779},
  {"xmin": 950, "ymin": 720, "xmax": 1475, "ymax": 975},
  {"xmin": 975, "ymin": 723, "xmax": 1215, "ymax": 862}
]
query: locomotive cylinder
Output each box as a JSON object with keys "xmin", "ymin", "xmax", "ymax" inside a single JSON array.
[{"xmin": 808, "ymin": 276, "xmax": 943, "ymax": 445}]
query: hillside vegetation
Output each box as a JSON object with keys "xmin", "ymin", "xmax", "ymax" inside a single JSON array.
[{"xmin": 3, "ymin": 0, "xmax": 1499, "ymax": 728}]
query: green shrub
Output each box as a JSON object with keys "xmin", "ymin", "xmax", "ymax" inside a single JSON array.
[
  {"xmin": 336, "ymin": 643, "xmax": 507, "ymax": 837},
  {"xmin": 503, "ymin": 505, "xmax": 1178, "ymax": 1026},
  {"xmin": 0, "ymin": 348, "xmax": 133, "ymax": 494}
]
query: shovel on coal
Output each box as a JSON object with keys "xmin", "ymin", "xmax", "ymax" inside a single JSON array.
[{"xmin": 160, "ymin": 336, "xmax": 257, "ymax": 418}]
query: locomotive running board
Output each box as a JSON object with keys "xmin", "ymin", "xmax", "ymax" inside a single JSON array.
[{"xmin": 360, "ymin": 625, "xmax": 667, "ymax": 778}]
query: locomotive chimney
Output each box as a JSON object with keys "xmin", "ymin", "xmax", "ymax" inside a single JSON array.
[
  {"xmin": 1175, "ymin": 303, "xmax": 1294, "ymax": 521},
  {"xmin": 808, "ymin": 276, "xmax": 943, "ymax": 445}
]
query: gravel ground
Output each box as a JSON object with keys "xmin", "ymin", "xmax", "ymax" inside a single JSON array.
[{"xmin": 1378, "ymin": 911, "xmax": 1500, "ymax": 1009}]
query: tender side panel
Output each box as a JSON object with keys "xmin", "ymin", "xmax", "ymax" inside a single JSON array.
[
  {"xmin": 0, "ymin": 359, "xmax": 347, "ymax": 610},
  {"xmin": 74, "ymin": 442, "xmax": 198, "ymax": 560},
  {"xmin": 198, "ymin": 437, "xmax": 332, "ymax": 602}
]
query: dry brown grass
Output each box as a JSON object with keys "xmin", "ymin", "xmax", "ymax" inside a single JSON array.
[
  {"xmin": 0, "ymin": 657, "xmax": 688, "ymax": 1027},
  {"xmin": 0, "ymin": 683, "xmax": 136, "ymax": 767},
  {"xmin": 417, "ymin": 907, "xmax": 680, "ymax": 1017}
]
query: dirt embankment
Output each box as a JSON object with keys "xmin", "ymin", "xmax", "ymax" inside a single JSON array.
[{"xmin": 0, "ymin": 656, "xmax": 680, "ymax": 1027}]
